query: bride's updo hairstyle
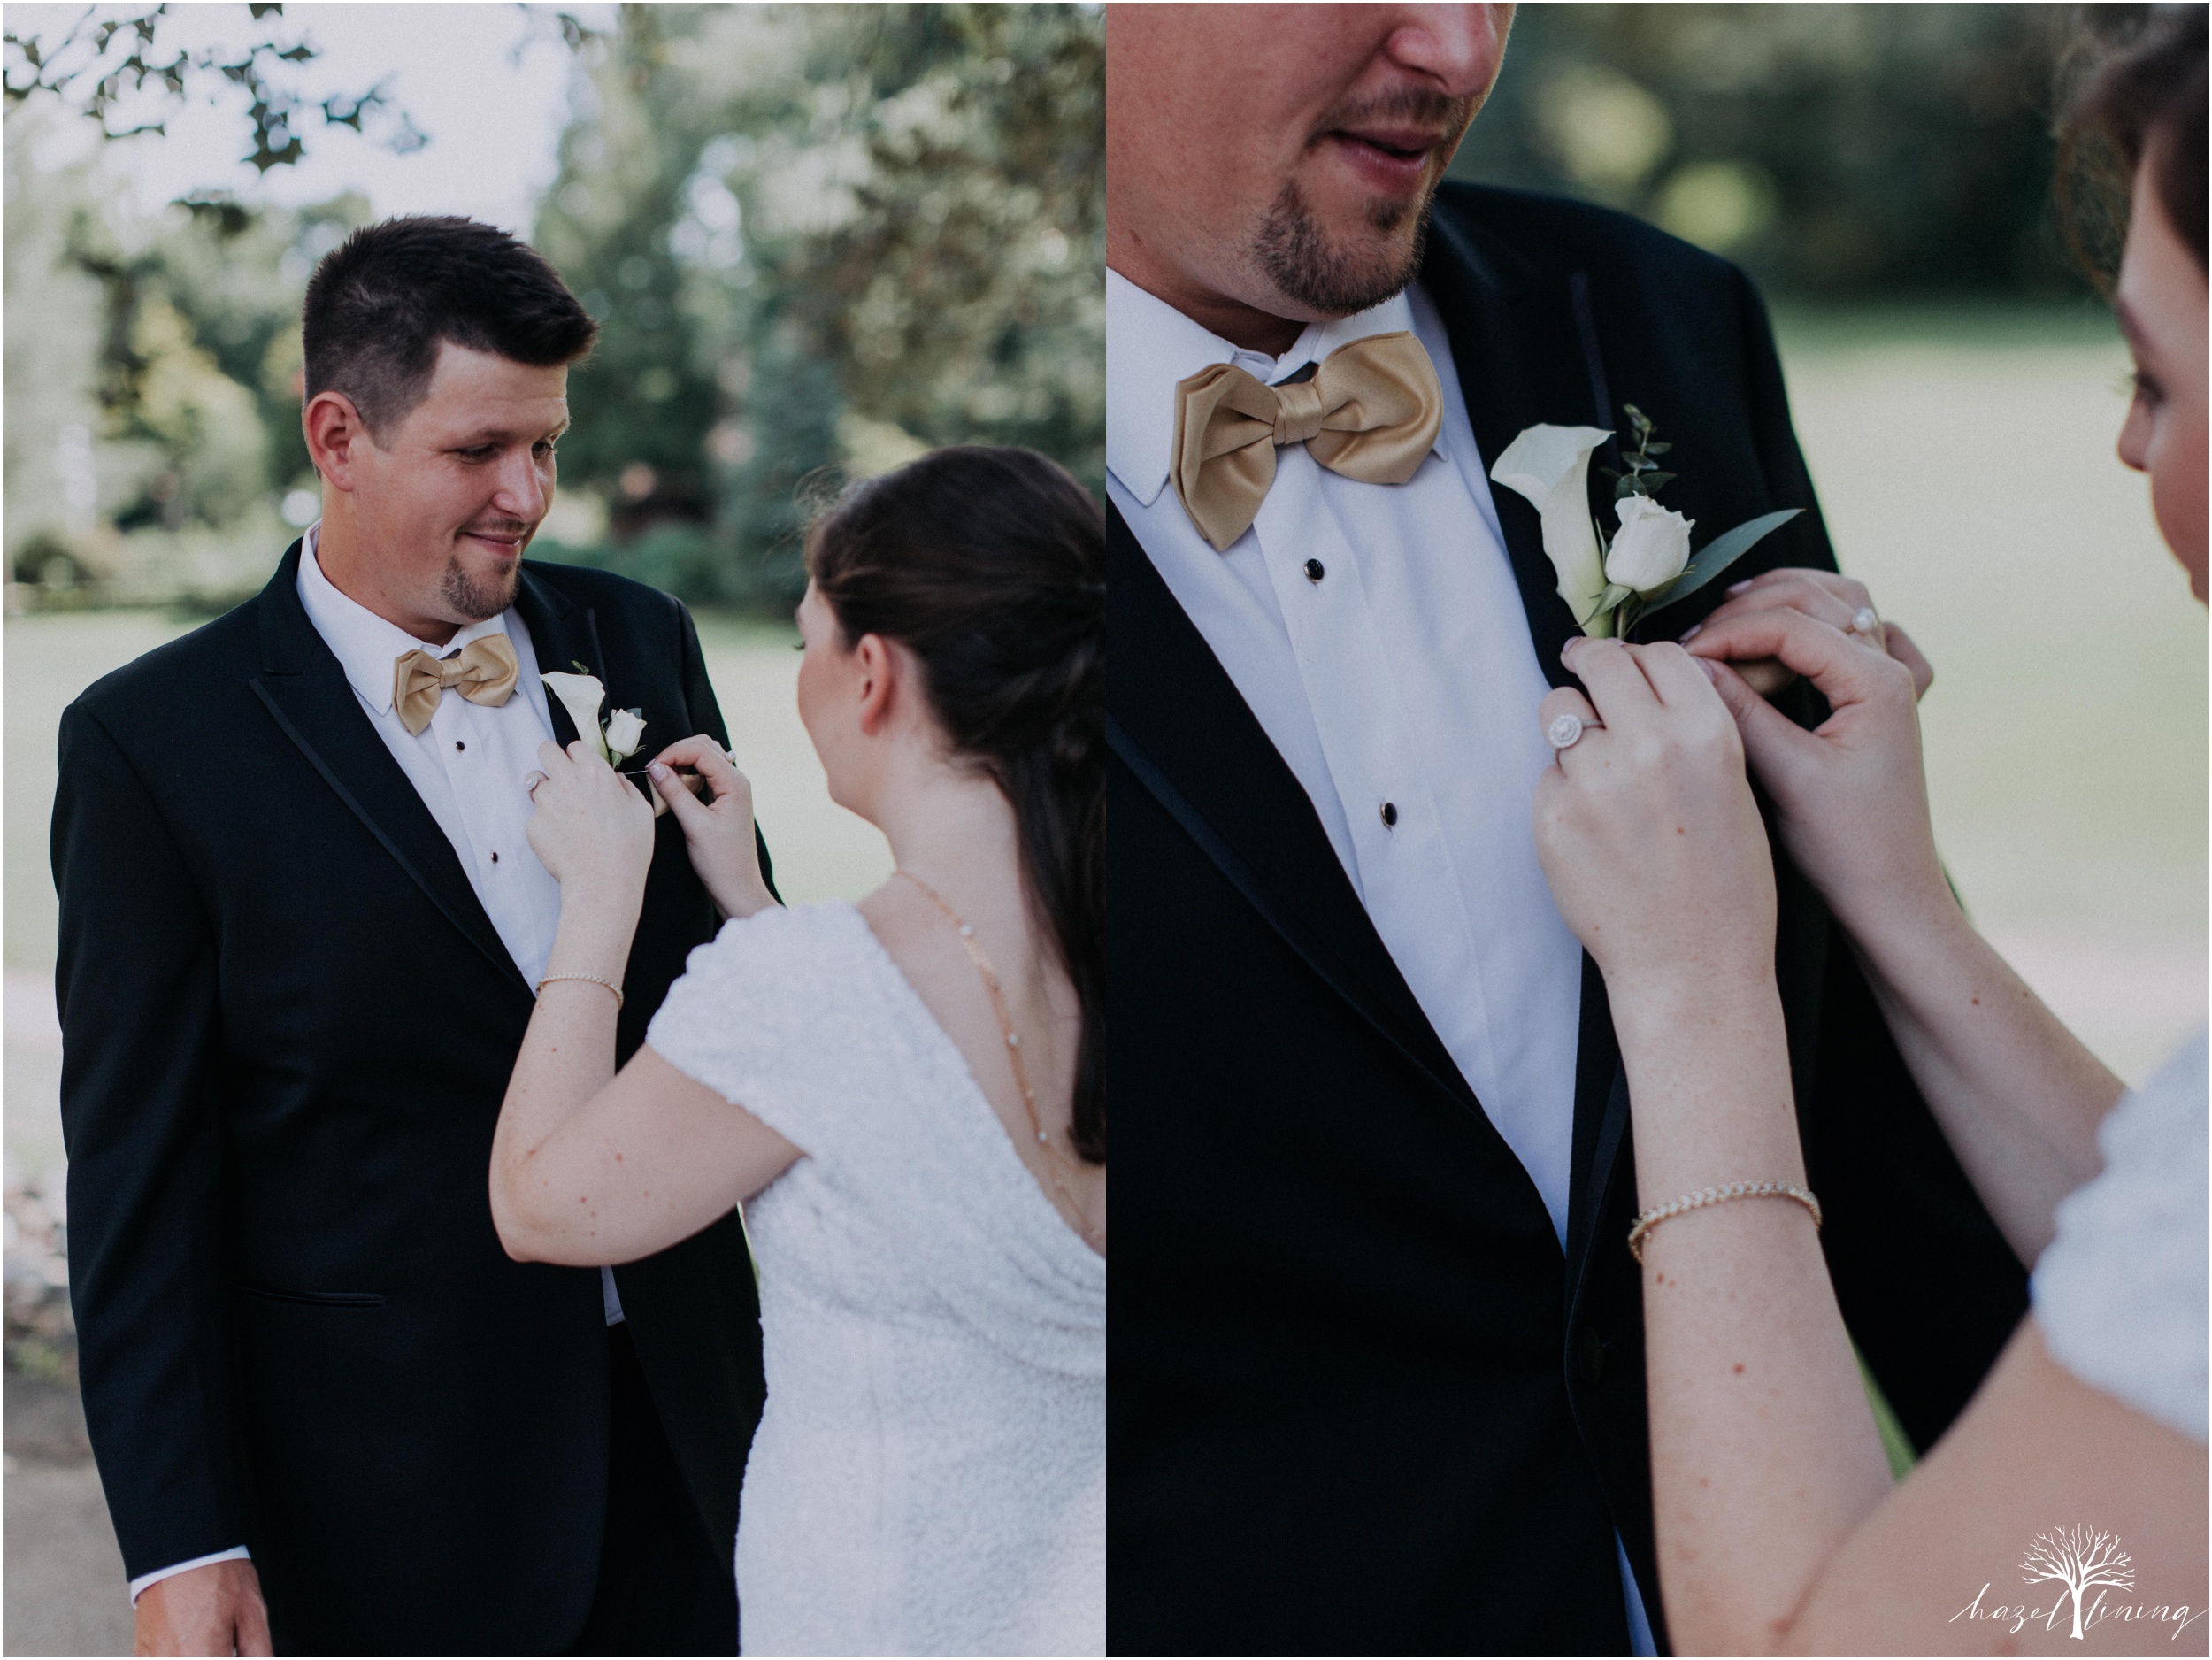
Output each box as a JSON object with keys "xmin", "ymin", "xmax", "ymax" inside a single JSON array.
[
  {"xmin": 805, "ymin": 447, "xmax": 1106, "ymax": 1164},
  {"xmin": 2057, "ymin": 4, "xmax": 2208, "ymax": 281}
]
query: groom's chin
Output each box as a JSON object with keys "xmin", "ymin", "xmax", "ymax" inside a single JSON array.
[
  {"xmin": 442, "ymin": 557, "xmax": 523, "ymax": 623},
  {"xmin": 1250, "ymin": 177, "xmax": 1430, "ymax": 321}
]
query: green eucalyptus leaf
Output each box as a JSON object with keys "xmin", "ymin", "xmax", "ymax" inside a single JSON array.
[
  {"xmin": 1640, "ymin": 470, "xmax": 1676, "ymax": 492},
  {"xmin": 1615, "ymin": 474, "xmax": 1644, "ymax": 499},
  {"xmin": 1643, "ymin": 442, "xmax": 1671, "ymax": 456},
  {"xmin": 1638, "ymin": 508, "xmax": 1803, "ymax": 622},
  {"xmin": 1624, "ymin": 403, "xmax": 1650, "ymax": 434}
]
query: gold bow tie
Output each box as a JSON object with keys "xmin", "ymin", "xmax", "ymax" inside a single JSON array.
[
  {"xmin": 1169, "ymin": 330, "xmax": 1445, "ymax": 552},
  {"xmin": 393, "ymin": 634, "xmax": 519, "ymax": 735}
]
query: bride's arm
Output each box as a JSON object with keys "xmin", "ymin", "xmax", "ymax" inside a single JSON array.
[
  {"xmin": 1686, "ymin": 603, "xmax": 2121, "ymax": 1264},
  {"xmin": 1535, "ymin": 640, "xmax": 2202, "ymax": 1655},
  {"xmin": 488, "ymin": 742, "xmax": 801, "ymax": 1266}
]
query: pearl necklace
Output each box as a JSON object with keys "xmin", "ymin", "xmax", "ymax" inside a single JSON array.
[{"xmin": 898, "ymin": 871, "xmax": 1103, "ymax": 1251}]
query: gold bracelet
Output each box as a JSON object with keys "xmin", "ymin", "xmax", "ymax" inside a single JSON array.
[
  {"xmin": 1628, "ymin": 1180, "xmax": 1821, "ymax": 1264},
  {"xmin": 535, "ymin": 973, "xmax": 624, "ymax": 1009}
]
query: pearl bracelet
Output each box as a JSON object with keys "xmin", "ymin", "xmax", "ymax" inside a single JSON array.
[
  {"xmin": 1627, "ymin": 1180, "xmax": 1822, "ymax": 1264},
  {"xmin": 536, "ymin": 973, "xmax": 624, "ymax": 1009}
]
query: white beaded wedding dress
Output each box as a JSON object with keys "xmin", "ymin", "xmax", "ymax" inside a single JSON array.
[{"xmin": 647, "ymin": 902, "xmax": 1107, "ymax": 1656}]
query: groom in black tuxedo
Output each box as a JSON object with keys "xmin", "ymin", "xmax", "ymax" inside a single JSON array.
[
  {"xmin": 54, "ymin": 218, "xmax": 762, "ymax": 1655},
  {"xmin": 1106, "ymin": 7, "xmax": 2028, "ymax": 1653}
]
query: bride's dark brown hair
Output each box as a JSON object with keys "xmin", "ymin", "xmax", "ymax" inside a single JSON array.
[
  {"xmin": 805, "ymin": 447, "xmax": 1106, "ymax": 1164},
  {"xmin": 2055, "ymin": 4, "xmax": 2208, "ymax": 283}
]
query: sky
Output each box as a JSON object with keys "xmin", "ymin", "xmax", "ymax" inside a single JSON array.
[{"xmin": 12, "ymin": 2, "xmax": 615, "ymax": 232}]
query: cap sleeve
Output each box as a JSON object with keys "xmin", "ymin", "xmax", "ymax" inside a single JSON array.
[
  {"xmin": 2032, "ymin": 1026, "xmax": 2208, "ymax": 1444},
  {"xmin": 645, "ymin": 903, "xmax": 881, "ymax": 1166}
]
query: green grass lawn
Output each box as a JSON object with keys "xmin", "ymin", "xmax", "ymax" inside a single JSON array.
[{"xmin": 1774, "ymin": 307, "xmax": 2207, "ymax": 1087}]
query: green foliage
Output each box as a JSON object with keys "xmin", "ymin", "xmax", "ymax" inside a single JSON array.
[
  {"xmin": 2, "ymin": 104, "xmax": 367, "ymax": 606},
  {"xmin": 1452, "ymin": 4, "xmax": 2092, "ymax": 298},
  {"xmin": 1600, "ymin": 402, "xmax": 1676, "ymax": 500},
  {"xmin": 532, "ymin": 3, "xmax": 1104, "ymax": 611},
  {"xmin": 2, "ymin": 3, "xmax": 426, "ymax": 173}
]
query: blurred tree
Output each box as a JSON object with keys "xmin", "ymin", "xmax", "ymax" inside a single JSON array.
[
  {"xmin": 2, "ymin": 104, "xmax": 369, "ymax": 604},
  {"xmin": 532, "ymin": 3, "xmax": 1103, "ymax": 609},
  {"xmin": 1453, "ymin": 4, "xmax": 2092, "ymax": 299},
  {"xmin": 3, "ymin": 2, "xmax": 427, "ymax": 174},
  {"xmin": 4, "ymin": 0, "xmax": 416, "ymax": 607}
]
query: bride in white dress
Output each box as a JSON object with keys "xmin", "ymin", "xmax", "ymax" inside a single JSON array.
[{"xmin": 486, "ymin": 446, "xmax": 1106, "ymax": 1656}]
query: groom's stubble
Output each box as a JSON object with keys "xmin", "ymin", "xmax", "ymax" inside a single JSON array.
[
  {"xmin": 1248, "ymin": 85, "xmax": 1476, "ymax": 319},
  {"xmin": 440, "ymin": 542, "xmax": 526, "ymax": 622}
]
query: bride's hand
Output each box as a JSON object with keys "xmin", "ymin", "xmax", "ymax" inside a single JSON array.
[
  {"xmin": 1681, "ymin": 567, "xmax": 1936, "ymax": 700},
  {"xmin": 525, "ymin": 740, "xmax": 657, "ymax": 897},
  {"xmin": 1532, "ymin": 638, "xmax": 1778, "ymax": 1024},
  {"xmin": 645, "ymin": 735, "xmax": 777, "ymax": 920},
  {"xmin": 1681, "ymin": 605, "xmax": 1952, "ymax": 944}
]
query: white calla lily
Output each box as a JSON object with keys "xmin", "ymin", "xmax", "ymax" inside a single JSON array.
[
  {"xmin": 541, "ymin": 671, "xmax": 611, "ymax": 761},
  {"xmin": 603, "ymin": 707, "xmax": 647, "ymax": 765},
  {"xmin": 1489, "ymin": 424, "xmax": 1614, "ymax": 628},
  {"xmin": 1604, "ymin": 494, "xmax": 1696, "ymax": 595}
]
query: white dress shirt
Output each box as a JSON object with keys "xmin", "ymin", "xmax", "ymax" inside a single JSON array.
[
  {"xmin": 129, "ymin": 528, "xmax": 626, "ymax": 1603},
  {"xmin": 1107, "ymin": 268, "xmax": 1584, "ymax": 1239},
  {"xmin": 1106, "ymin": 270, "xmax": 1655, "ymax": 1655}
]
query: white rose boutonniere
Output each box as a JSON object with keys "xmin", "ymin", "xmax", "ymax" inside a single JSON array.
[
  {"xmin": 1491, "ymin": 403, "xmax": 1801, "ymax": 639},
  {"xmin": 541, "ymin": 665, "xmax": 647, "ymax": 765},
  {"xmin": 1604, "ymin": 493, "xmax": 1695, "ymax": 593}
]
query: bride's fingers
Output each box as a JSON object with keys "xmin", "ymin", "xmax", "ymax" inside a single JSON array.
[
  {"xmin": 1712, "ymin": 566, "xmax": 1874, "ymax": 621},
  {"xmin": 1537, "ymin": 684, "xmax": 1599, "ymax": 730},
  {"xmin": 1629, "ymin": 640, "xmax": 1732, "ymax": 716},
  {"xmin": 648, "ymin": 758, "xmax": 717, "ymax": 832},
  {"xmin": 1701, "ymin": 657, "xmax": 1824, "ymax": 789},
  {"xmin": 1685, "ymin": 609, "xmax": 1916, "ymax": 734},
  {"xmin": 1884, "ymin": 619, "xmax": 1935, "ymax": 700},
  {"xmin": 1687, "ymin": 573, "xmax": 1855, "ymax": 641},
  {"xmin": 1562, "ymin": 636, "xmax": 1661, "ymax": 729},
  {"xmin": 651, "ymin": 734, "xmax": 744, "ymax": 804}
]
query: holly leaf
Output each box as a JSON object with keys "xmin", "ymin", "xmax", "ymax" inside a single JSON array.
[{"xmin": 1633, "ymin": 508, "xmax": 1803, "ymax": 626}]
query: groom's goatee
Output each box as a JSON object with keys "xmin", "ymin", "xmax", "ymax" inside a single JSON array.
[
  {"xmin": 442, "ymin": 557, "xmax": 521, "ymax": 621},
  {"xmin": 1252, "ymin": 178, "xmax": 1438, "ymax": 318},
  {"xmin": 1252, "ymin": 86, "xmax": 1473, "ymax": 319}
]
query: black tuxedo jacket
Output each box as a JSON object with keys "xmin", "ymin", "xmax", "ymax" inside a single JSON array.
[
  {"xmin": 52, "ymin": 545, "xmax": 766, "ymax": 1655},
  {"xmin": 1107, "ymin": 183, "xmax": 2029, "ymax": 1655}
]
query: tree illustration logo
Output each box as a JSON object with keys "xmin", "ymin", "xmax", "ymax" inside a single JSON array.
[{"xmin": 2021, "ymin": 1526, "xmax": 2136, "ymax": 1640}]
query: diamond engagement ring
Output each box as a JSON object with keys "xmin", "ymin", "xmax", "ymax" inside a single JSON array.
[
  {"xmin": 1848, "ymin": 606, "xmax": 1883, "ymax": 641},
  {"xmin": 1548, "ymin": 712, "xmax": 1604, "ymax": 750}
]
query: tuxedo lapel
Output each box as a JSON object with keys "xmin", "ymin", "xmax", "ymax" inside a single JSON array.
[
  {"xmin": 248, "ymin": 542, "xmax": 531, "ymax": 996},
  {"xmin": 1110, "ymin": 511, "xmax": 1551, "ymax": 1189},
  {"xmin": 1420, "ymin": 201, "xmax": 1637, "ymax": 1283},
  {"xmin": 1420, "ymin": 203, "xmax": 1594, "ymax": 696},
  {"xmin": 513, "ymin": 565, "xmax": 599, "ymax": 749}
]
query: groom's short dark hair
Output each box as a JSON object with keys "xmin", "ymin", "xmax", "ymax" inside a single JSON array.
[{"xmin": 303, "ymin": 216, "xmax": 599, "ymax": 436}]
